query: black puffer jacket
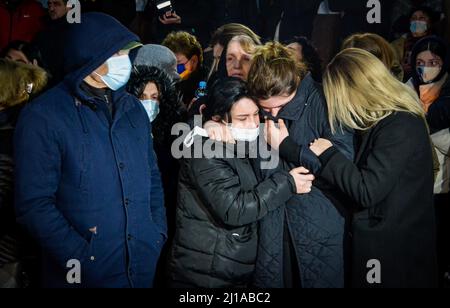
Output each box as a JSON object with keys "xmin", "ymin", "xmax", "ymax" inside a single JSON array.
[{"xmin": 168, "ymin": 139, "xmax": 296, "ymax": 288}]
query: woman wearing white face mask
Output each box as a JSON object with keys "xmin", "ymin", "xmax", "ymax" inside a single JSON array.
[
  {"xmin": 392, "ymin": 6, "xmax": 438, "ymax": 81},
  {"xmin": 409, "ymin": 36, "xmax": 450, "ymax": 287},
  {"xmin": 127, "ymin": 65, "xmax": 186, "ymax": 262},
  {"xmin": 167, "ymin": 77, "xmax": 315, "ymax": 288},
  {"xmin": 408, "ymin": 36, "xmax": 449, "ymax": 114}
]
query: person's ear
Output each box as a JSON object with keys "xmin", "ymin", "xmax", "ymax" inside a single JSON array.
[
  {"xmin": 190, "ymin": 55, "xmax": 199, "ymax": 70},
  {"xmin": 32, "ymin": 59, "xmax": 38, "ymax": 66}
]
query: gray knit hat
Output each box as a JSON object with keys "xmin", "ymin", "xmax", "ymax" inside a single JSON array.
[{"xmin": 133, "ymin": 44, "xmax": 179, "ymax": 81}]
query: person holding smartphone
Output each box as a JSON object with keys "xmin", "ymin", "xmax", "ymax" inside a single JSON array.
[{"xmin": 154, "ymin": 0, "xmax": 212, "ymax": 47}]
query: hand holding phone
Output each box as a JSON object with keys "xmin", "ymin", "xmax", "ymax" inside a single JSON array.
[
  {"xmin": 159, "ymin": 11, "xmax": 181, "ymax": 25},
  {"xmin": 156, "ymin": 0, "xmax": 173, "ymax": 15}
]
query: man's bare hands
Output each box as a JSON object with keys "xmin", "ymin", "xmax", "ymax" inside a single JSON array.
[
  {"xmin": 264, "ymin": 119, "xmax": 289, "ymax": 151},
  {"xmin": 289, "ymin": 167, "xmax": 315, "ymax": 194}
]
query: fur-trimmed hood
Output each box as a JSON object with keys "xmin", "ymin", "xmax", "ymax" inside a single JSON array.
[
  {"xmin": 0, "ymin": 59, "xmax": 47, "ymax": 108},
  {"xmin": 128, "ymin": 65, "xmax": 186, "ymax": 145}
]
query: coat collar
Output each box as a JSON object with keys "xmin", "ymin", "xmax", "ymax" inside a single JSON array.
[{"xmin": 277, "ymin": 73, "xmax": 315, "ymax": 121}]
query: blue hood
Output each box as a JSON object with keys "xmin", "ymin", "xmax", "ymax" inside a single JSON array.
[{"xmin": 62, "ymin": 12, "xmax": 139, "ymax": 97}]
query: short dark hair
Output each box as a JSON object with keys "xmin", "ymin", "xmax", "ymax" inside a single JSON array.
[
  {"xmin": 162, "ymin": 31, "xmax": 203, "ymax": 64},
  {"xmin": 409, "ymin": 6, "xmax": 439, "ymax": 23},
  {"xmin": 413, "ymin": 37, "xmax": 447, "ymax": 63},
  {"xmin": 285, "ymin": 36, "xmax": 323, "ymax": 82},
  {"xmin": 1, "ymin": 40, "xmax": 45, "ymax": 67},
  {"xmin": 203, "ymin": 77, "xmax": 254, "ymax": 122},
  {"xmin": 248, "ymin": 42, "xmax": 308, "ymax": 100}
]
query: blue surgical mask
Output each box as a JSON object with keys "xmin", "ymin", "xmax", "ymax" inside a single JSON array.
[
  {"xmin": 95, "ymin": 54, "xmax": 132, "ymax": 91},
  {"xmin": 177, "ymin": 63, "xmax": 186, "ymax": 74},
  {"xmin": 410, "ymin": 21, "xmax": 428, "ymax": 35},
  {"xmin": 141, "ymin": 99, "xmax": 160, "ymax": 122}
]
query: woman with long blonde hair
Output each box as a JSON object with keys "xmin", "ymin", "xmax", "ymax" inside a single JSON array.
[{"xmin": 309, "ymin": 48, "xmax": 438, "ymax": 288}]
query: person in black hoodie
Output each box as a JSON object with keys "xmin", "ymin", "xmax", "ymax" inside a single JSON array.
[
  {"xmin": 167, "ymin": 77, "xmax": 314, "ymax": 288},
  {"xmin": 310, "ymin": 48, "xmax": 438, "ymax": 288}
]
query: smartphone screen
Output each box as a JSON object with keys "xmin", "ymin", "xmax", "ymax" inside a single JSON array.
[{"xmin": 156, "ymin": 0, "xmax": 173, "ymax": 17}]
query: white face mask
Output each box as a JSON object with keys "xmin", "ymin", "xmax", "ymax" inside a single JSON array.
[
  {"xmin": 418, "ymin": 66, "xmax": 442, "ymax": 84},
  {"xmin": 229, "ymin": 126, "xmax": 260, "ymax": 142},
  {"xmin": 141, "ymin": 99, "xmax": 160, "ymax": 123}
]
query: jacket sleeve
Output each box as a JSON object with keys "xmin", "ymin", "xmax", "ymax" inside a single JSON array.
[
  {"xmin": 0, "ymin": 154, "xmax": 14, "ymax": 211},
  {"xmin": 318, "ymin": 115, "xmax": 430, "ymax": 209},
  {"xmin": 14, "ymin": 109, "xmax": 90, "ymax": 268},
  {"xmin": 148, "ymin": 135, "xmax": 167, "ymax": 238},
  {"xmin": 279, "ymin": 89, "xmax": 354, "ymax": 173},
  {"xmin": 426, "ymin": 94, "xmax": 450, "ymax": 132},
  {"xmin": 190, "ymin": 158, "xmax": 295, "ymax": 227}
]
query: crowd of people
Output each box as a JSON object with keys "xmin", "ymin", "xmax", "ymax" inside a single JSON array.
[{"xmin": 0, "ymin": 0, "xmax": 449, "ymax": 288}]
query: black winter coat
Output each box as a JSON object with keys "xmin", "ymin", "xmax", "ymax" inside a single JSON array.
[
  {"xmin": 168, "ymin": 140, "xmax": 296, "ymax": 288},
  {"xmin": 318, "ymin": 112, "xmax": 438, "ymax": 288},
  {"xmin": 427, "ymin": 75, "xmax": 450, "ymax": 133}
]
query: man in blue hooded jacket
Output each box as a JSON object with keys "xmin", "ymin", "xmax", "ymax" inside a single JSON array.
[{"xmin": 14, "ymin": 13, "xmax": 167, "ymax": 288}]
